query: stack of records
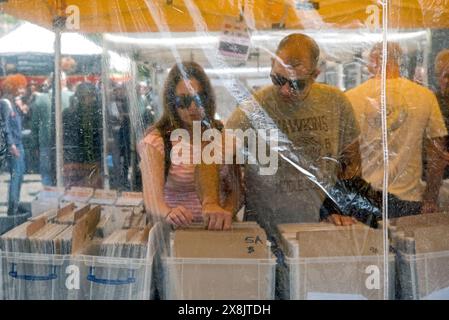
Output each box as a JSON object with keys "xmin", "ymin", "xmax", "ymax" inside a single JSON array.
[
  {"xmin": 0, "ymin": 206, "xmax": 101, "ymax": 255},
  {"xmin": 54, "ymin": 204, "xmax": 92, "ymax": 225},
  {"xmin": 99, "ymin": 226, "xmax": 151, "ymax": 259},
  {"xmin": 122, "ymin": 207, "xmax": 147, "ymax": 229},
  {"xmin": 1, "ymin": 218, "xmax": 68, "ymax": 254},
  {"xmin": 1, "ymin": 220, "xmax": 38, "ymax": 253},
  {"xmin": 95, "ymin": 206, "xmax": 122, "ymax": 238},
  {"xmin": 28, "ymin": 223, "xmax": 70, "ymax": 254}
]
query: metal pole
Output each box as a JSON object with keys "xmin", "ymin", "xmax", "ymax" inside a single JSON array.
[
  {"xmin": 54, "ymin": 27, "xmax": 63, "ymax": 187},
  {"xmin": 337, "ymin": 62, "xmax": 344, "ymax": 91},
  {"xmin": 151, "ymin": 63, "xmax": 160, "ymax": 120},
  {"xmin": 422, "ymin": 29, "xmax": 432, "ymax": 88},
  {"xmin": 129, "ymin": 60, "xmax": 138, "ymax": 191},
  {"xmin": 101, "ymin": 38, "xmax": 110, "ymax": 190}
]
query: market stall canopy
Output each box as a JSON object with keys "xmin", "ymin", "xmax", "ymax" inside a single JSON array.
[
  {"xmin": 0, "ymin": 0, "xmax": 448, "ymax": 33},
  {"xmin": 0, "ymin": 22, "xmax": 102, "ymax": 55},
  {"xmin": 102, "ymin": 29, "xmax": 429, "ymax": 63}
]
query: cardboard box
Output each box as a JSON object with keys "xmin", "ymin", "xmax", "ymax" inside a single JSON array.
[
  {"xmin": 163, "ymin": 223, "xmax": 276, "ymax": 300},
  {"xmin": 387, "ymin": 212, "xmax": 449, "ymax": 232},
  {"xmin": 279, "ymin": 223, "xmax": 394, "ymax": 300},
  {"xmin": 277, "ymin": 222, "xmax": 366, "ymax": 234},
  {"xmin": 173, "ymin": 227, "xmax": 269, "ymax": 259}
]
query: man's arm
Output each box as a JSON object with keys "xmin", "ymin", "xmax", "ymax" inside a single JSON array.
[
  {"xmin": 422, "ymin": 137, "xmax": 447, "ymax": 213},
  {"xmin": 323, "ymin": 93, "xmax": 363, "ymax": 225},
  {"xmin": 422, "ymin": 91, "xmax": 449, "ymax": 213},
  {"xmin": 323, "ymin": 137, "xmax": 363, "ymax": 226},
  {"xmin": 338, "ymin": 139, "xmax": 362, "ymax": 180}
]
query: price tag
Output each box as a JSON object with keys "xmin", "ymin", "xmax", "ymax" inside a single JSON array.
[{"xmin": 218, "ymin": 17, "xmax": 251, "ymax": 62}]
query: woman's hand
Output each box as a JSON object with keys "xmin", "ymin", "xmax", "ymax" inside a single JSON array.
[
  {"xmin": 202, "ymin": 203, "xmax": 232, "ymax": 230},
  {"xmin": 165, "ymin": 206, "xmax": 194, "ymax": 227}
]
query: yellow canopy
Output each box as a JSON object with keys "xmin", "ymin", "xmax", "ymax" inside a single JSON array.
[{"xmin": 1, "ymin": 0, "xmax": 448, "ymax": 33}]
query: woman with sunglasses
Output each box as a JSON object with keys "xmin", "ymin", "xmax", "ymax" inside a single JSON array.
[{"xmin": 139, "ymin": 61, "xmax": 238, "ymax": 230}]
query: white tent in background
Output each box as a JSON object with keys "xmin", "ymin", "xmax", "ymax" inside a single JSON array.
[
  {"xmin": 0, "ymin": 22, "xmax": 130, "ymax": 73},
  {"xmin": 0, "ymin": 22, "xmax": 102, "ymax": 55},
  {"xmin": 0, "ymin": 22, "xmax": 125, "ymax": 188}
]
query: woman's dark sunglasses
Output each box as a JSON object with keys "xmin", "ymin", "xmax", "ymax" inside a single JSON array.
[
  {"xmin": 173, "ymin": 92, "xmax": 207, "ymax": 109},
  {"xmin": 270, "ymin": 73, "xmax": 309, "ymax": 91}
]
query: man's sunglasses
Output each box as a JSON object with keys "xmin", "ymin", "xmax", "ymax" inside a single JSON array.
[
  {"xmin": 270, "ymin": 74, "xmax": 310, "ymax": 91},
  {"xmin": 173, "ymin": 92, "xmax": 208, "ymax": 109}
]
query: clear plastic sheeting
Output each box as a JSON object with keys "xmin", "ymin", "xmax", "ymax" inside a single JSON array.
[{"xmin": 0, "ymin": 0, "xmax": 448, "ymax": 300}]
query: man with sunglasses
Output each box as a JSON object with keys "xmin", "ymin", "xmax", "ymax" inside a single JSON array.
[{"xmin": 200, "ymin": 33, "xmax": 363, "ymax": 233}]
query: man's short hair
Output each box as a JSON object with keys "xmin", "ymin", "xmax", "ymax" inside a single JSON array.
[
  {"xmin": 370, "ymin": 42, "xmax": 403, "ymax": 63},
  {"xmin": 276, "ymin": 33, "xmax": 320, "ymax": 68},
  {"xmin": 435, "ymin": 49, "xmax": 449, "ymax": 77}
]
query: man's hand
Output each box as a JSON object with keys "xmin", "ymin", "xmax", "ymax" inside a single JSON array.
[
  {"xmin": 202, "ymin": 203, "xmax": 232, "ymax": 231},
  {"xmin": 165, "ymin": 206, "xmax": 193, "ymax": 227},
  {"xmin": 421, "ymin": 200, "xmax": 439, "ymax": 214},
  {"xmin": 10, "ymin": 144, "xmax": 20, "ymax": 158},
  {"xmin": 328, "ymin": 214, "xmax": 358, "ymax": 226}
]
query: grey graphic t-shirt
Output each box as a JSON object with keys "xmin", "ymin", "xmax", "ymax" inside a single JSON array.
[{"xmin": 226, "ymin": 83, "xmax": 360, "ymax": 237}]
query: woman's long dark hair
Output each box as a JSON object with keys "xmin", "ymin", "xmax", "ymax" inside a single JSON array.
[{"xmin": 145, "ymin": 61, "xmax": 223, "ymax": 178}]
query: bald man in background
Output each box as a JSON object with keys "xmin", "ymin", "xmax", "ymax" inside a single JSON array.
[
  {"xmin": 346, "ymin": 42, "xmax": 447, "ymax": 217},
  {"xmin": 200, "ymin": 33, "xmax": 362, "ymax": 234}
]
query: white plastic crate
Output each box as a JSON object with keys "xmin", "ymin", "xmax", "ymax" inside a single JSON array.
[
  {"xmin": 74, "ymin": 253, "xmax": 153, "ymax": 300},
  {"xmin": 0, "ymin": 225, "xmax": 157, "ymax": 300},
  {"xmin": 284, "ymin": 251, "xmax": 395, "ymax": 300},
  {"xmin": 277, "ymin": 223, "xmax": 395, "ymax": 300},
  {"xmin": 162, "ymin": 256, "xmax": 276, "ymax": 300},
  {"xmin": 158, "ymin": 222, "xmax": 276, "ymax": 300},
  {"xmin": 396, "ymin": 250, "xmax": 449, "ymax": 300},
  {"xmin": 389, "ymin": 221, "xmax": 449, "ymax": 300},
  {"xmin": 0, "ymin": 251, "xmax": 71, "ymax": 300}
]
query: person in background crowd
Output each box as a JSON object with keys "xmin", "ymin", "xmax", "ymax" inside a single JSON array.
[
  {"xmin": 30, "ymin": 87, "xmax": 53, "ymax": 186},
  {"xmin": 62, "ymin": 82, "xmax": 103, "ymax": 188},
  {"xmin": 43, "ymin": 72, "xmax": 73, "ymax": 110},
  {"xmin": 0, "ymin": 74, "xmax": 28, "ymax": 216},
  {"xmin": 346, "ymin": 42, "xmax": 448, "ymax": 217},
  {"xmin": 60, "ymin": 72, "xmax": 74, "ymax": 111},
  {"xmin": 108, "ymin": 82, "xmax": 131, "ymax": 190},
  {"xmin": 134, "ymin": 81, "xmax": 157, "ymax": 192},
  {"xmin": 137, "ymin": 81, "xmax": 156, "ymax": 131},
  {"xmin": 0, "ymin": 87, "xmax": 6, "ymax": 169}
]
